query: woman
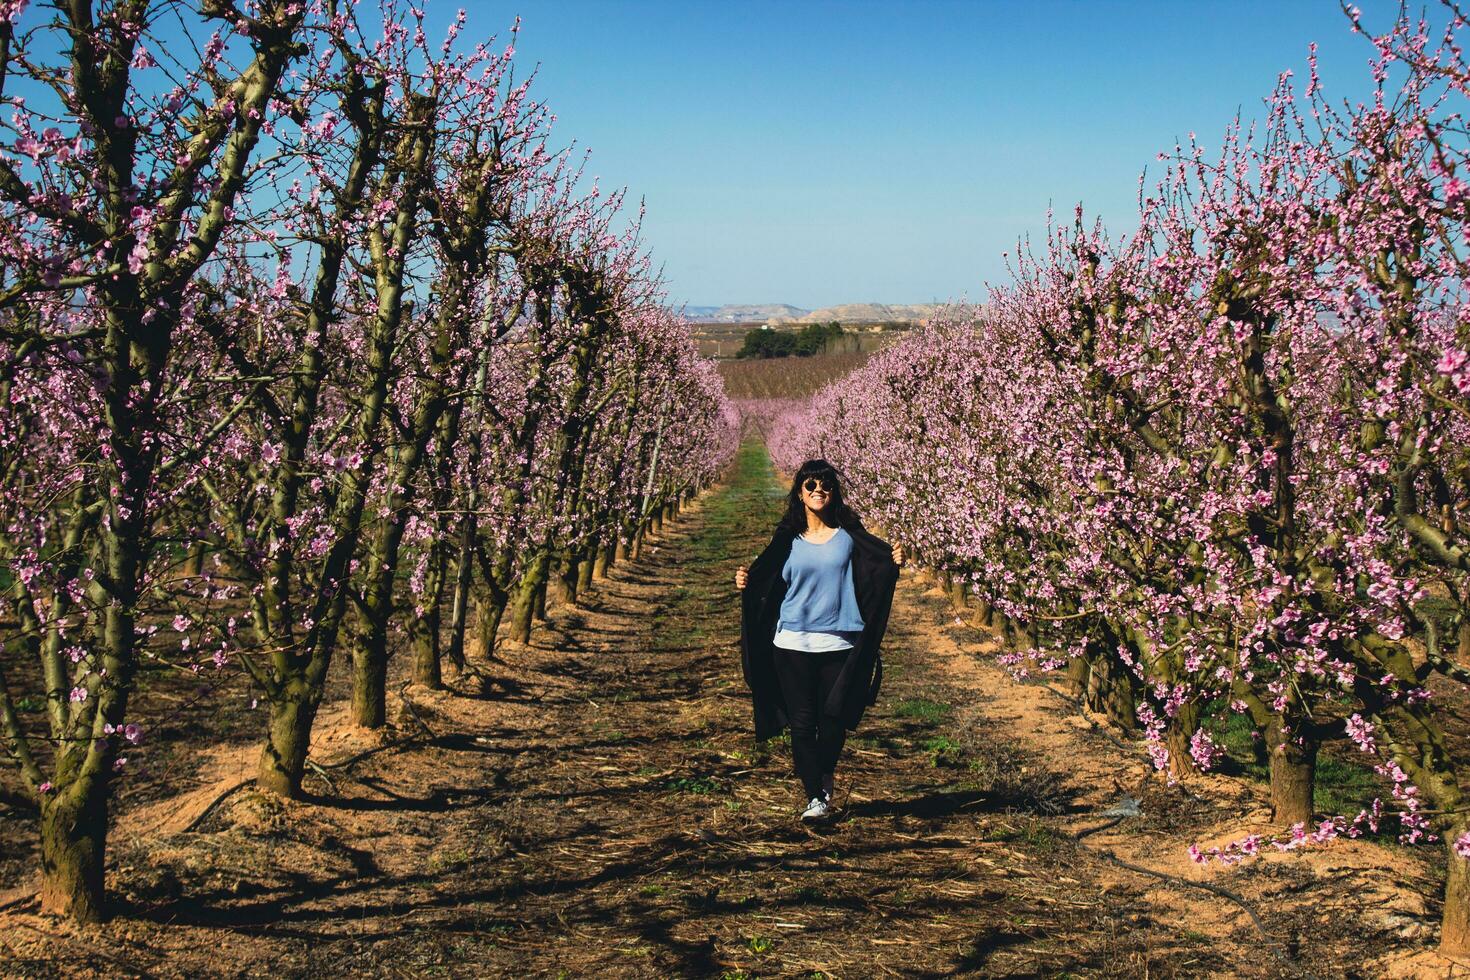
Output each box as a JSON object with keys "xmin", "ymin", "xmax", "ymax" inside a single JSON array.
[{"xmin": 735, "ymin": 459, "xmax": 904, "ymax": 822}]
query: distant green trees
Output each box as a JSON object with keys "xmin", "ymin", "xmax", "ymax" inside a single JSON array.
[{"xmin": 735, "ymin": 321, "xmax": 844, "ymax": 359}]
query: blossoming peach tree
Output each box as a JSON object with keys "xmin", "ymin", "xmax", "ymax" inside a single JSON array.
[
  {"xmin": 770, "ymin": 5, "xmax": 1470, "ymax": 952},
  {"xmin": 0, "ymin": 0, "xmax": 735, "ymax": 922}
]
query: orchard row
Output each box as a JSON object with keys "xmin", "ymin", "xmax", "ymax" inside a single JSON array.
[
  {"xmin": 0, "ymin": 2, "xmax": 736, "ymax": 922},
  {"xmin": 771, "ymin": 7, "xmax": 1470, "ymax": 954}
]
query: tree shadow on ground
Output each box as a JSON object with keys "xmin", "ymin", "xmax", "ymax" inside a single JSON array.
[
  {"xmin": 298, "ymin": 779, "xmax": 504, "ymax": 814},
  {"xmin": 129, "ymin": 816, "xmax": 1098, "ymax": 980}
]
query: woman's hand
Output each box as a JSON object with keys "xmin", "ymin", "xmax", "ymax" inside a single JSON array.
[
  {"xmin": 892, "ymin": 544, "xmax": 906, "ymax": 568},
  {"xmin": 735, "ymin": 564, "xmax": 749, "ymax": 591}
]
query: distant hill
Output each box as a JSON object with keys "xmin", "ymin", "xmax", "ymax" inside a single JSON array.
[
  {"xmin": 772, "ymin": 303, "xmax": 942, "ymax": 324},
  {"xmin": 683, "ymin": 302, "xmax": 943, "ymax": 325},
  {"xmin": 685, "ymin": 304, "xmax": 809, "ymax": 323}
]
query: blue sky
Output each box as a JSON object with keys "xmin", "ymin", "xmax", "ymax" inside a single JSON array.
[{"xmin": 489, "ymin": 1, "xmax": 1396, "ymax": 309}]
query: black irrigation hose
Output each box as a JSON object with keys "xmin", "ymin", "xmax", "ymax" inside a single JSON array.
[
  {"xmin": 1069, "ymin": 814, "xmax": 1317, "ymax": 980},
  {"xmin": 1073, "ymin": 813, "xmax": 1129, "ymax": 840},
  {"xmin": 946, "ymin": 608, "xmax": 1311, "ymax": 972},
  {"xmin": 1035, "ymin": 689, "xmax": 1313, "ymax": 975}
]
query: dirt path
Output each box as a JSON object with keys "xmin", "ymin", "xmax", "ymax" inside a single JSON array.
[{"xmin": 0, "ymin": 443, "xmax": 1438, "ymax": 978}]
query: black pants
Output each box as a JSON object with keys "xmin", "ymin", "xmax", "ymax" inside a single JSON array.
[{"xmin": 772, "ymin": 647, "xmax": 849, "ymax": 800}]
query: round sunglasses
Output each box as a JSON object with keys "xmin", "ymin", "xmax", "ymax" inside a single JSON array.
[{"xmin": 802, "ymin": 477, "xmax": 834, "ymax": 493}]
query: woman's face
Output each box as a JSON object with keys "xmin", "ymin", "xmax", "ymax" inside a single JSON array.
[{"xmin": 800, "ymin": 475, "xmax": 832, "ymax": 512}]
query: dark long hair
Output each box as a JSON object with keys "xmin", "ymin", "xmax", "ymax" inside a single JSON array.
[{"xmin": 778, "ymin": 458, "xmax": 859, "ymax": 535}]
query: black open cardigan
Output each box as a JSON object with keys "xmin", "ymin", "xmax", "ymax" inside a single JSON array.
[{"xmin": 739, "ymin": 519, "xmax": 900, "ymax": 742}]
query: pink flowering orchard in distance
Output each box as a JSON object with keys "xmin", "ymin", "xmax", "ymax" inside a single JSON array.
[
  {"xmin": 0, "ymin": 0, "xmax": 735, "ymax": 924},
  {"xmin": 770, "ymin": 4, "xmax": 1470, "ymax": 955}
]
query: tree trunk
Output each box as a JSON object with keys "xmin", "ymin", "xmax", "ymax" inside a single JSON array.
[
  {"xmin": 1072, "ymin": 644, "xmax": 1139, "ymax": 733},
  {"xmin": 533, "ymin": 577, "xmax": 548, "ymax": 622},
  {"xmin": 1458, "ymin": 609, "xmax": 1470, "ymax": 666},
  {"xmin": 444, "ymin": 546, "xmax": 474, "ymax": 674},
  {"xmin": 1265, "ymin": 717, "xmax": 1316, "ymax": 826},
  {"xmin": 556, "ymin": 552, "xmax": 579, "ymax": 606},
  {"xmin": 350, "ymin": 511, "xmax": 415, "ymax": 729},
  {"xmin": 1002, "ymin": 616, "xmax": 1027, "ymax": 649},
  {"xmin": 615, "ymin": 537, "xmax": 629, "ymax": 562},
  {"xmin": 181, "ymin": 538, "xmax": 206, "ymax": 578},
  {"xmin": 1165, "ymin": 701, "xmax": 1203, "ymax": 780},
  {"xmin": 1443, "ymin": 825, "xmax": 1470, "ymax": 954},
  {"xmin": 257, "ymin": 688, "xmax": 318, "ymax": 798},
  {"xmin": 38, "ymin": 787, "xmax": 107, "ymax": 923},
  {"xmin": 351, "ymin": 639, "xmax": 389, "ymax": 729},
  {"xmin": 1066, "ymin": 655, "xmax": 1090, "ymax": 699},
  {"xmin": 594, "ymin": 544, "xmax": 612, "ymax": 579},
  {"xmin": 577, "ymin": 556, "xmax": 594, "ymax": 592},
  {"xmin": 509, "ymin": 551, "xmax": 551, "ymax": 643},
  {"xmin": 414, "ymin": 623, "xmax": 442, "ymax": 688},
  {"xmin": 409, "ymin": 546, "xmax": 446, "ymax": 690},
  {"xmin": 651, "ymin": 506, "xmax": 663, "ymax": 534},
  {"xmin": 473, "ymin": 594, "xmax": 505, "ymax": 662},
  {"xmin": 974, "ymin": 599, "xmax": 993, "ymax": 628},
  {"xmin": 1094, "ymin": 658, "xmax": 1139, "ymax": 733}
]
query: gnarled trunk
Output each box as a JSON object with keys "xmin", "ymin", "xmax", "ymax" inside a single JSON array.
[
  {"xmin": 555, "ymin": 550, "xmax": 580, "ymax": 605},
  {"xmin": 473, "ymin": 593, "xmax": 506, "ymax": 662},
  {"xmin": 444, "ymin": 546, "xmax": 474, "ymax": 674},
  {"xmin": 410, "ymin": 543, "xmax": 447, "ymax": 690},
  {"xmin": 1165, "ymin": 701, "xmax": 1203, "ymax": 780},
  {"xmin": 413, "ymin": 622, "xmax": 442, "ymax": 689},
  {"xmin": 1071, "ymin": 644, "xmax": 1139, "ymax": 733},
  {"xmin": 1458, "ymin": 609, "xmax": 1470, "ymax": 666},
  {"xmin": 39, "ymin": 784, "xmax": 108, "ymax": 923},
  {"xmin": 509, "ymin": 550, "xmax": 552, "ymax": 643},
  {"xmin": 257, "ymin": 686, "xmax": 319, "ymax": 798},
  {"xmin": 533, "ymin": 577, "xmax": 548, "ymax": 622},
  {"xmin": 351, "ymin": 637, "xmax": 389, "ymax": 729},
  {"xmin": 1265, "ymin": 716, "xmax": 1316, "ymax": 826},
  {"xmin": 181, "ymin": 538, "xmax": 206, "ymax": 578},
  {"xmin": 1443, "ymin": 824, "xmax": 1470, "ymax": 954}
]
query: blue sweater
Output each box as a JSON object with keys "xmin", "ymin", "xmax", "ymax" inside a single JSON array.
[{"xmin": 777, "ymin": 527, "xmax": 866, "ymax": 633}]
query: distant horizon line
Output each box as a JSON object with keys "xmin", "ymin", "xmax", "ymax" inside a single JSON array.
[{"xmin": 676, "ymin": 300, "xmax": 959, "ymax": 310}]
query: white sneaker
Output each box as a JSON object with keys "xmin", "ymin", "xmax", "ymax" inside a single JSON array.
[{"xmin": 801, "ymin": 794, "xmax": 833, "ymax": 822}]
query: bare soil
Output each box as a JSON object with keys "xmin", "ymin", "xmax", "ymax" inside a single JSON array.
[{"xmin": 0, "ymin": 447, "xmax": 1461, "ymax": 977}]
